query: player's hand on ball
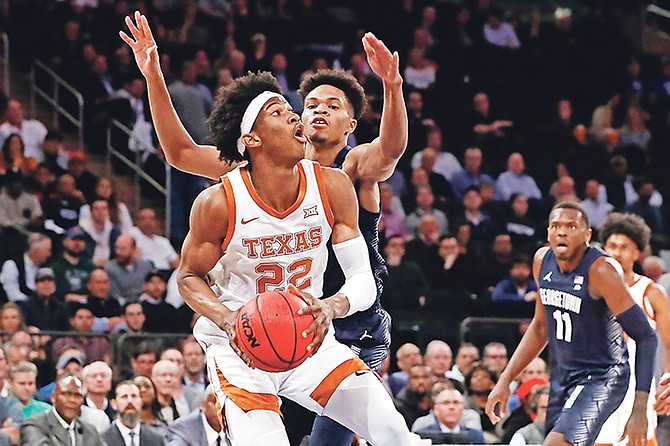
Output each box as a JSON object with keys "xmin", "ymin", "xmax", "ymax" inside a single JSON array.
[
  {"xmin": 220, "ymin": 310, "xmax": 254, "ymax": 368},
  {"xmin": 485, "ymin": 381, "xmax": 510, "ymax": 425},
  {"xmin": 289, "ymin": 284, "xmax": 333, "ymax": 355}
]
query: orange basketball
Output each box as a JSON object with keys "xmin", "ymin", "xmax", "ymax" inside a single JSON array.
[{"xmin": 234, "ymin": 290, "xmax": 315, "ymax": 372}]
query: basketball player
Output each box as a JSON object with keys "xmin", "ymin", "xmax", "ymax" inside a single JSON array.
[
  {"xmin": 595, "ymin": 212, "xmax": 670, "ymax": 445},
  {"xmin": 159, "ymin": 66, "xmax": 410, "ymax": 443},
  {"xmin": 485, "ymin": 202, "xmax": 657, "ymax": 446},
  {"xmin": 121, "ymin": 12, "xmax": 406, "ymax": 444}
]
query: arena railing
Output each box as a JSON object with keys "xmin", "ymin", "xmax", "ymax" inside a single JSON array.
[
  {"xmin": 105, "ymin": 118, "xmax": 168, "ymax": 217},
  {"xmin": 459, "ymin": 316, "xmax": 531, "ymax": 349},
  {"xmin": 0, "ymin": 32, "xmax": 8, "ymax": 95},
  {"xmin": 29, "ymin": 60, "xmax": 84, "ymax": 149}
]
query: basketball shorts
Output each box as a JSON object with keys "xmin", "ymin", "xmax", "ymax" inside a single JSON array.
[
  {"xmin": 547, "ymin": 364, "xmax": 630, "ymax": 446},
  {"xmin": 193, "ymin": 315, "xmax": 369, "ymax": 417}
]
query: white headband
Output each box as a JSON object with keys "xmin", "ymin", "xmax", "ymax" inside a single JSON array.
[{"xmin": 236, "ymin": 91, "xmax": 284, "ymax": 156}]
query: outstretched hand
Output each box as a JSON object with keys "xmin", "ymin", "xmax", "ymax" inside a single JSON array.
[
  {"xmin": 291, "ymin": 284, "xmax": 332, "ymax": 355},
  {"xmin": 485, "ymin": 381, "xmax": 511, "ymax": 425},
  {"xmin": 362, "ymin": 32, "xmax": 401, "ymax": 86},
  {"xmin": 119, "ymin": 11, "xmax": 161, "ymax": 79}
]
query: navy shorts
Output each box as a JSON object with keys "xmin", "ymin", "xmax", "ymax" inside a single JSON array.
[{"xmin": 546, "ymin": 364, "xmax": 630, "ymax": 446}]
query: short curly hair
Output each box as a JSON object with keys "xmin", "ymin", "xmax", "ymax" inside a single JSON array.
[
  {"xmin": 208, "ymin": 71, "xmax": 282, "ymax": 164},
  {"xmin": 298, "ymin": 69, "xmax": 367, "ymax": 120},
  {"xmin": 599, "ymin": 212, "xmax": 651, "ymax": 251}
]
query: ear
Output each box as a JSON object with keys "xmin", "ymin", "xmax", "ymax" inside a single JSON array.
[
  {"xmin": 345, "ymin": 118, "xmax": 357, "ymax": 135},
  {"xmin": 110, "ymin": 398, "xmax": 118, "ymax": 411},
  {"xmin": 241, "ymin": 132, "xmax": 261, "ymax": 149}
]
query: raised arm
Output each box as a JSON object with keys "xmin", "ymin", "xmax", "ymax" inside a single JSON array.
[
  {"xmin": 485, "ymin": 246, "xmax": 549, "ymax": 424},
  {"xmin": 350, "ymin": 32, "xmax": 407, "ymax": 183},
  {"xmin": 120, "ymin": 12, "xmax": 229, "ymax": 180},
  {"xmin": 177, "ymin": 184, "xmax": 250, "ymax": 364}
]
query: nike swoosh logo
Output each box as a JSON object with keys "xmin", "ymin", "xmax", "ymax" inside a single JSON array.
[
  {"xmin": 241, "ymin": 217, "xmax": 260, "ymax": 225},
  {"xmin": 354, "ymin": 370, "xmax": 369, "ymax": 376}
]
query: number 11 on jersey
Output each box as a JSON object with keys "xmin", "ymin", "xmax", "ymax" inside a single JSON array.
[{"xmin": 553, "ymin": 310, "xmax": 573, "ymax": 342}]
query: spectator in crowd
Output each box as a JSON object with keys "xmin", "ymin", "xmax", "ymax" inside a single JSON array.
[
  {"xmin": 35, "ymin": 348, "xmax": 84, "ymax": 403},
  {"xmin": 18, "ymin": 267, "xmax": 70, "ymax": 331},
  {"xmin": 482, "ymin": 342, "xmax": 508, "ymax": 373},
  {"xmin": 494, "ymin": 153, "xmax": 542, "ymax": 201},
  {"xmin": 464, "ymin": 362, "xmax": 498, "ymax": 442},
  {"xmin": 625, "ymin": 179, "xmax": 664, "ymax": 236},
  {"xmin": 21, "ymin": 374, "xmax": 103, "ymax": 445},
  {"xmin": 0, "ymin": 393, "xmax": 21, "ymax": 446},
  {"xmin": 79, "ymin": 177, "xmax": 134, "ymax": 234},
  {"xmin": 446, "ymin": 343, "xmax": 480, "ymax": 385},
  {"xmin": 503, "ymin": 194, "xmax": 541, "ymax": 255},
  {"xmin": 40, "ymin": 130, "xmax": 68, "ymax": 176},
  {"xmin": 388, "ymin": 343, "xmax": 424, "ymax": 397},
  {"xmin": 106, "ymin": 235, "xmax": 155, "ymax": 304},
  {"xmin": 548, "ymin": 174, "xmax": 578, "ymax": 204},
  {"xmin": 424, "ymin": 340, "xmax": 453, "ymax": 383},
  {"xmin": 133, "ymin": 375, "xmax": 168, "ymax": 438},
  {"xmin": 82, "ymin": 361, "xmax": 115, "ymax": 421},
  {"xmin": 507, "ymin": 358, "xmax": 549, "ymax": 413},
  {"xmin": 509, "ymin": 386, "xmax": 549, "ymax": 446},
  {"xmin": 410, "ymin": 128, "xmax": 462, "ymax": 182},
  {"xmin": 415, "ymin": 148, "xmax": 457, "ymax": 212},
  {"xmin": 0, "ymin": 232, "xmax": 51, "ymax": 302},
  {"xmin": 151, "ymin": 360, "xmax": 187, "ymax": 424},
  {"xmin": 404, "ymin": 48, "xmax": 438, "ymax": 92},
  {"xmin": 484, "ymin": 7, "xmax": 521, "ymax": 48},
  {"xmin": 642, "ymin": 256, "xmax": 670, "ymax": 293},
  {"xmin": 9, "ymin": 361, "xmax": 50, "ymax": 420},
  {"xmin": 0, "ymin": 134, "xmax": 37, "ymax": 181},
  {"xmin": 382, "ymin": 235, "xmax": 428, "ymax": 323},
  {"xmin": 431, "ymin": 234, "xmax": 480, "ymax": 298},
  {"xmin": 166, "ymin": 384, "xmax": 230, "ymax": 446},
  {"xmin": 405, "ymin": 185, "xmax": 449, "ymax": 237},
  {"xmin": 42, "ymin": 173, "xmax": 87, "ymax": 232},
  {"xmin": 51, "ymin": 303, "xmax": 111, "ymax": 364},
  {"xmin": 468, "ymin": 92, "xmax": 513, "ymax": 172},
  {"xmin": 0, "ymin": 170, "xmax": 43, "ymax": 230},
  {"xmin": 395, "ymin": 364, "xmax": 434, "ymax": 429},
  {"xmin": 140, "ymin": 271, "xmax": 180, "ymax": 333},
  {"xmin": 491, "ymin": 255, "xmax": 538, "ymax": 318},
  {"xmin": 0, "ymin": 303, "xmax": 26, "ymax": 339},
  {"xmin": 0, "ymin": 98, "xmax": 48, "ymax": 162},
  {"xmin": 618, "ymin": 104, "xmax": 651, "ymax": 152},
  {"xmin": 67, "ymin": 152, "xmax": 98, "ymax": 204},
  {"xmin": 379, "ymin": 184, "xmax": 408, "ymax": 239},
  {"xmin": 166, "ymin": 60, "xmax": 209, "ymax": 248},
  {"xmin": 50, "ymin": 226, "xmax": 95, "ymax": 302},
  {"xmin": 129, "ymin": 208, "xmax": 179, "ymax": 273},
  {"xmin": 160, "ymin": 348, "xmax": 201, "ymax": 413},
  {"xmin": 84, "ymin": 268, "xmax": 123, "ymax": 332},
  {"xmin": 500, "ymin": 378, "xmax": 549, "ymax": 443},
  {"xmin": 580, "ymin": 179, "xmax": 614, "ymax": 230},
  {"xmin": 80, "ymin": 198, "xmax": 122, "ymax": 267},
  {"xmin": 587, "ymin": 104, "xmax": 618, "ymax": 155},
  {"xmin": 180, "ymin": 338, "xmax": 208, "ymax": 395},
  {"xmin": 103, "ymin": 380, "xmax": 166, "ymax": 446},
  {"xmin": 480, "ymin": 233, "xmax": 514, "ymax": 291},
  {"xmin": 450, "ymin": 147, "xmax": 494, "ymax": 200},
  {"xmin": 112, "ymin": 303, "xmax": 150, "ymax": 379},
  {"xmin": 459, "ymin": 186, "xmax": 496, "ymax": 253},
  {"xmin": 403, "ymin": 90, "xmax": 434, "ymax": 175},
  {"xmin": 130, "ymin": 346, "xmax": 157, "ymax": 379},
  {"xmin": 0, "ymin": 349, "xmax": 8, "ymax": 399},
  {"xmin": 412, "ymin": 388, "xmax": 486, "ymax": 442}
]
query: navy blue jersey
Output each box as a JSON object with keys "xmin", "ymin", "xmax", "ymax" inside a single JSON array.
[
  {"xmin": 323, "ymin": 146, "xmax": 391, "ymax": 348},
  {"xmin": 539, "ymin": 246, "xmax": 628, "ymax": 377}
]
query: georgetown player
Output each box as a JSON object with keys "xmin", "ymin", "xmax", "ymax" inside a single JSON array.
[{"xmin": 486, "ymin": 202, "xmax": 657, "ymax": 446}]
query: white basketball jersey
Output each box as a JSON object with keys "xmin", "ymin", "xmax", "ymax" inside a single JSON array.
[
  {"xmin": 215, "ymin": 159, "xmax": 333, "ymax": 311},
  {"xmin": 596, "ymin": 273, "xmax": 657, "ymax": 443}
]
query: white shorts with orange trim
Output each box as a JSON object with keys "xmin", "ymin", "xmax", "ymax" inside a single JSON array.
[{"xmin": 193, "ymin": 315, "xmax": 367, "ymax": 416}]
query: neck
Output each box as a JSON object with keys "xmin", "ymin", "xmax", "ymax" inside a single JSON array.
[
  {"xmin": 305, "ymin": 141, "xmax": 343, "ymax": 167},
  {"xmin": 156, "ymin": 393, "xmax": 172, "ymax": 406},
  {"xmin": 248, "ymin": 162, "xmax": 301, "ymax": 213},
  {"xmin": 556, "ymin": 248, "xmax": 587, "ymax": 274},
  {"xmin": 140, "ymin": 407, "xmax": 155, "ymax": 423},
  {"xmin": 186, "ymin": 370, "xmax": 201, "ymax": 383},
  {"xmin": 64, "ymin": 252, "xmax": 80, "ymax": 264},
  {"xmin": 624, "ymin": 269, "xmax": 635, "ymax": 285},
  {"xmin": 88, "ymin": 394, "xmax": 106, "ymax": 409},
  {"xmin": 93, "ymin": 220, "xmax": 105, "ymax": 230}
]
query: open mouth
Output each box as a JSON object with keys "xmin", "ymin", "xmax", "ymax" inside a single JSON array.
[
  {"xmin": 294, "ymin": 123, "xmax": 307, "ymax": 143},
  {"xmin": 310, "ymin": 117, "xmax": 328, "ymax": 127}
]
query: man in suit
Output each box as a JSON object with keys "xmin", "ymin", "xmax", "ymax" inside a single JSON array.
[
  {"xmin": 102, "ymin": 381, "xmax": 164, "ymax": 446},
  {"xmin": 167, "ymin": 385, "xmax": 230, "ymax": 446},
  {"xmin": 412, "ymin": 388, "xmax": 485, "ymax": 444},
  {"xmin": 20, "ymin": 374, "xmax": 104, "ymax": 445}
]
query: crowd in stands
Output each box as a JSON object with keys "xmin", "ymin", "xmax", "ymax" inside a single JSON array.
[{"xmin": 0, "ymin": 0, "xmax": 669, "ymax": 444}]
